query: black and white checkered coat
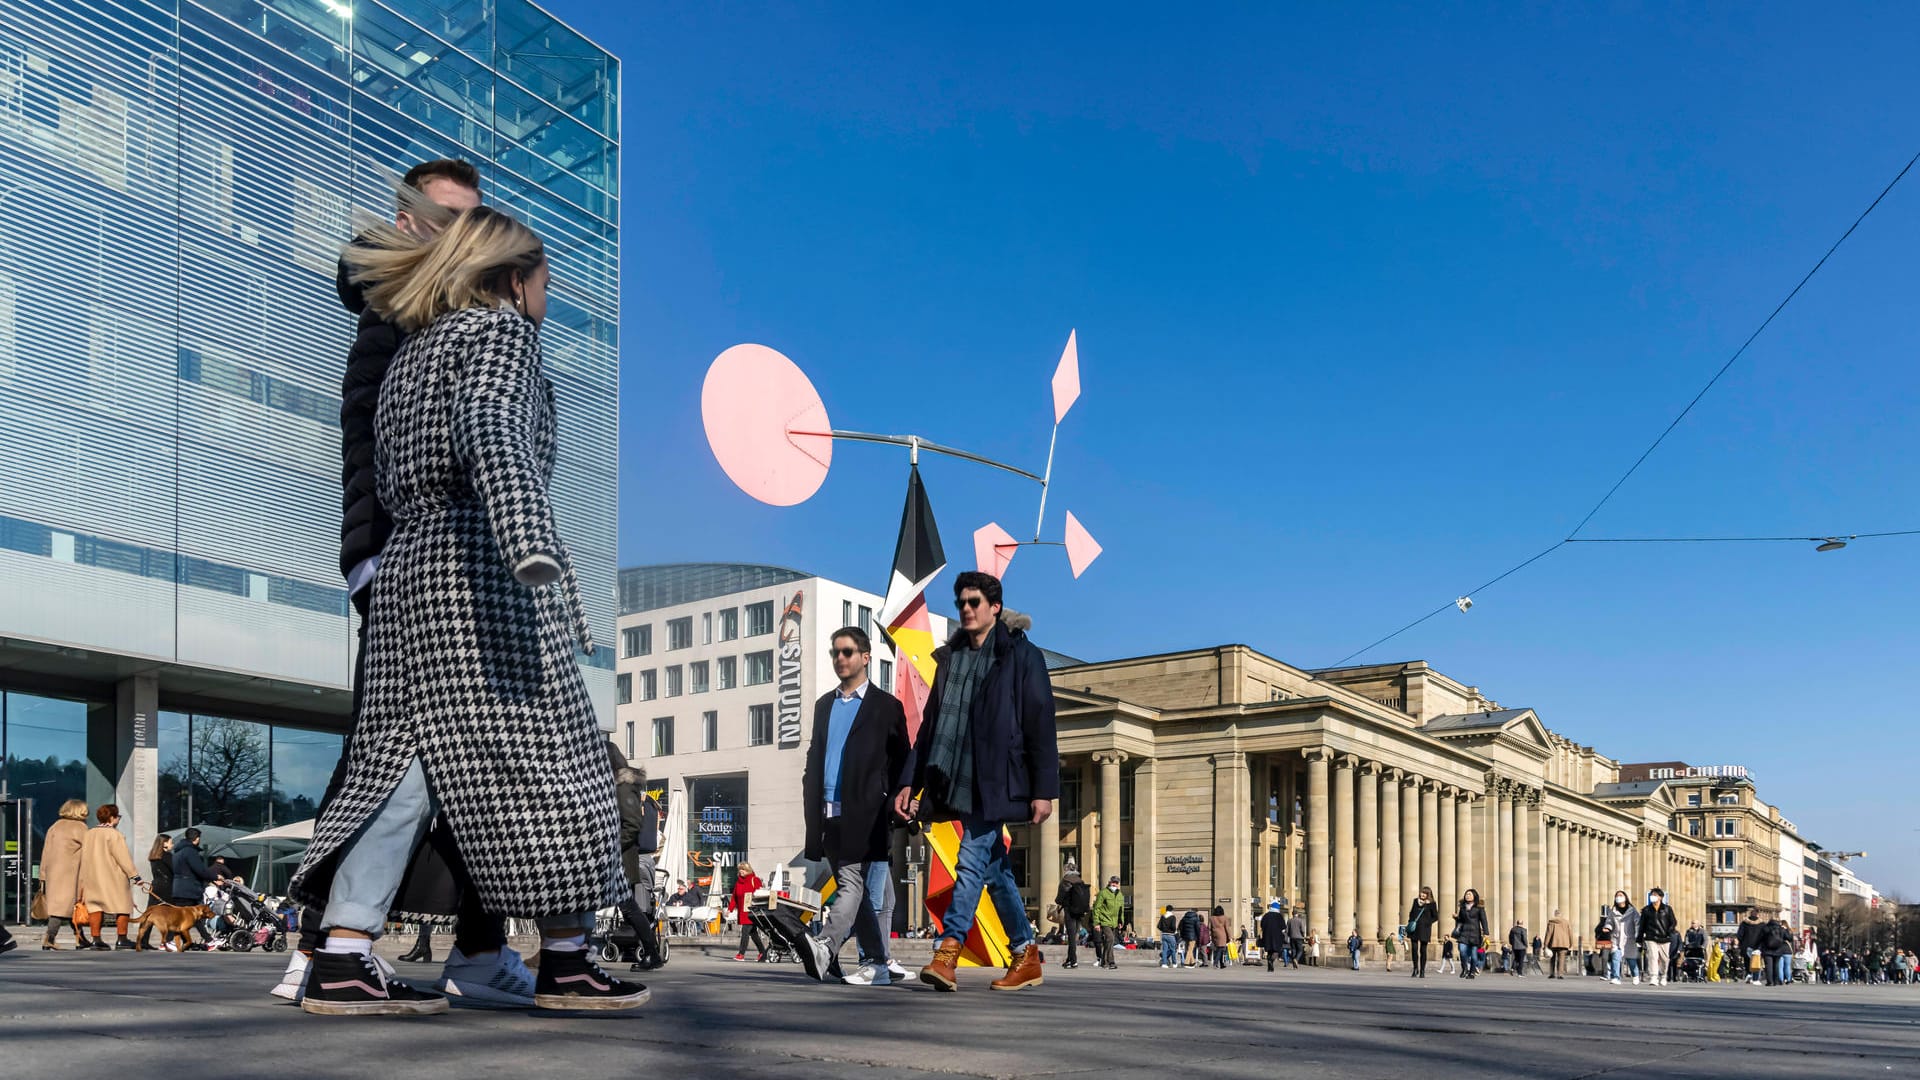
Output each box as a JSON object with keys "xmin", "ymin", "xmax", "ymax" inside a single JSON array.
[{"xmin": 290, "ymin": 306, "xmax": 625, "ymax": 919}]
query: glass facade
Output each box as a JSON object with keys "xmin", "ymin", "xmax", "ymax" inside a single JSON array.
[
  {"xmin": 156, "ymin": 710, "xmax": 342, "ymax": 891},
  {"xmin": 0, "ymin": 0, "xmax": 620, "ymax": 701}
]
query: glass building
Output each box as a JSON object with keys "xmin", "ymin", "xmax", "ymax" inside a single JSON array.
[{"xmin": 0, "ymin": 0, "xmax": 619, "ymax": 921}]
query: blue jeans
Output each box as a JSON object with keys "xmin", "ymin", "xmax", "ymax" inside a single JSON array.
[
  {"xmin": 1457, "ymin": 941, "xmax": 1477, "ymax": 974},
  {"xmin": 1777, "ymin": 954, "xmax": 1791, "ymax": 984},
  {"xmin": 1350, "ymin": 950, "xmax": 1360, "ymax": 970},
  {"xmin": 857, "ymin": 861, "xmax": 895, "ymax": 965},
  {"xmin": 1160, "ymin": 932, "xmax": 1177, "ymax": 964},
  {"xmin": 939, "ymin": 815, "xmax": 1033, "ymax": 951},
  {"xmin": 1607, "ymin": 947, "xmax": 1622, "ymax": 979}
]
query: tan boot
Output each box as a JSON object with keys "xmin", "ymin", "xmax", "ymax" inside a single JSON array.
[
  {"xmin": 991, "ymin": 943, "xmax": 1044, "ymax": 991},
  {"xmin": 920, "ymin": 938, "xmax": 963, "ymax": 992}
]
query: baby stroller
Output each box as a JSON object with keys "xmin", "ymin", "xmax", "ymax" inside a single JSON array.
[
  {"xmin": 1678, "ymin": 944, "xmax": 1707, "ymax": 983},
  {"xmin": 211, "ymin": 882, "xmax": 287, "ymax": 953}
]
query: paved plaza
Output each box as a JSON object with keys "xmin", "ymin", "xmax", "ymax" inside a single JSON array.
[{"xmin": 3, "ymin": 943, "xmax": 1917, "ymax": 1079}]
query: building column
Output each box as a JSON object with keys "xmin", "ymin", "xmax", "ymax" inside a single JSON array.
[
  {"xmin": 1556, "ymin": 824, "xmax": 1570, "ymax": 922},
  {"xmin": 1544, "ymin": 816, "xmax": 1559, "ymax": 927},
  {"xmin": 1493, "ymin": 781, "xmax": 1512, "ymax": 927},
  {"xmin": 1436, "ymin": 783, "xmax": 1456, "ymax": 908},
  {"xmin": 1094, "ymin": 751, "xmax": 1127, "ymax": 889},
  {"xmin": 1419, "ymin": 779, "xmax": 1441, "ymax": 898},
  {"xmin": 1381, "ymin": 767, "xmax": 1403, "ymax": 936},
  {"xmin": 111, "ymin": 672, "xmax": 159, "ymax": 913},
  {"xmin": 1332, "ymin": 754, "xmax": 1357, "ymax": 936},
  {"xmin": 1211, "ymin": 751, "xmax": 1251, "ymax": 940},
  {"xmin": 1453, "ymin": 789, "xmax": 1473, "ymax": 907},
  {"xmin": 1038, "ymin": 786, "xmax": 1062, "ymax": 933},
  {"xmin": 1357, "ymin": 761, "xmax": 1381, "ymax": 943},
  {"xmin": 1306, "ymin": 749, "xmax": 1331, "ymax": 937},
  {"xmin": 1510, "ymin": 788, "xmax": 1529, "ymax": 932},
  {"xmin": 1530, "ymin": 794, "xmax": 1547, "ymax": 936},
  {"xmin": 1133, "ymin": 757, "xmax": 1157, "ymax": 930},
  {"xmin": 1399, "ymin": 773, "xmax": 1420, "ymax": 905}
]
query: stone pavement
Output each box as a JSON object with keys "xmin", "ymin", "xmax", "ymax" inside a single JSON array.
[{"xmin": 3, "ymin": 943, "xmax": 1918, "ymax": 1079}]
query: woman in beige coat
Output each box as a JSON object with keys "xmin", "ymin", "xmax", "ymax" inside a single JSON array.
[
  {"xmin": 79, "ymin": 803, "xmax": 144, "ymax": 950},
  {"xmin": 1543, "ymin": 907, "xmax": 1574, "ymax": 979},
  {"xmin": 39, "ymin": 799, "xmax": 89, "ymax": 949}
]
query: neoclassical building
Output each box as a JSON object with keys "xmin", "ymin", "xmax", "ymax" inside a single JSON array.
[{"xmin": 1010, "ymin": 648, "xmax": 1710, "ymax": 954}]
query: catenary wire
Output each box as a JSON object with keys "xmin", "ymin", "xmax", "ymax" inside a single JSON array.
[{"xmin": 1330, "ymin": 149, "xmax": 1920, "ymax": 666}]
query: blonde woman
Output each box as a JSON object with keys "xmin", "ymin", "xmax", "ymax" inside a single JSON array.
[
  {"xmin": 290, "ymin": 205, "xmax": 638, "ymax": 1016},
  {"xmin": 39, "ymin": 799, "xmax": 88, "ymax": 949},
  {"xmin": 79, "ymin": 804, "xmax": 144, "ymax": 950}
]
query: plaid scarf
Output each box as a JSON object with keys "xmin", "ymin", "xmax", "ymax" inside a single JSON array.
[{"xmin": 925, "ymin": 642, "xmax": 993, "ymax": 815}]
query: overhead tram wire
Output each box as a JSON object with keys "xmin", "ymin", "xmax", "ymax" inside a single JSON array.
[
  {"xmin": 1568, "ymin": 529, "xmax": 1920, "ymax": 544},
  {"xmin": 1329, "ymin": 148, "xmax": 1920, "ymax": 668}
]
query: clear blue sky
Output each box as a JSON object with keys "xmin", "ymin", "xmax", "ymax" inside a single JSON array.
[{"xmin": 546, "ymin": 2, "xmax": 1920, "ymax": 896}]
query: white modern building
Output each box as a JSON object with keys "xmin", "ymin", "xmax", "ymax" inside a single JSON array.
[
  {"xmin": 614, "ymin": 563, "xmax": 949, "ymax": 893},
  {"xmin": 1776, "ymin": 820, "xmax": 1806, "ymax": 930}
]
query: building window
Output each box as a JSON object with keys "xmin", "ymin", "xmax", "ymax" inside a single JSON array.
[
  {"xmin": 702, "ymin": 612, "xmax": 713, "ymax": 644},
  {"xmin": 666, "ymin": 666, "xmax": 684, "ymax": 697},
  {"xmin": 667, "ymin": 617, "xmax": 693, "ymax": 650},
  {"xmin": 745, "ymin": 651, "xmax": 774, "ymax": 685},
  {"xmin": 1716, "ymin": 849, "xmax": 1737, "ymax": 871},
  {"xmin": 1059, "ymin": 769, "xmax": 1082, "ymax": 822},
  {"xmin": 1120, "ymin": 768, "xmax": 1135, "ymax": 821},
  {"xmin": 749, "ymin": 704, "xmax": 774, "ymax": 746},
  {"xmin": 639, "ymin": 669, "xmax": 658, "ymax": 701},
  {"xmin": 876, "ymin": 659, "xmax": 892, "ymax": 691},
  {"xmin": 1714, "ymin": 817, "xmax": 1737, "ymax": 838},
  {"xmin": 746, "ymin": 601, "xmax": 774, "ymax": 636},
  {"xmin": 1714, "ymin": 877, "xmax": 1741, "ymax": 903},
  {"xmin": 1716, "ymin": 793, "xmax": 1738, "ymax": 805},
  {"xmin": 1688, "ymin": 819, "xmax": 1702, "ymax": 837},
  {"xmin": 702, "ymin": 711, "xmax": 718, "ymax": 752},
  {"xmin": 690, "ymin": 661, "xmax": 710, "ymax": 694},
  {"xmin": 622, "ymin": 625, "xmax": 651, "ymax": 657},
  {"xmin": 858, "ymin": 605, "xmax": 872, "ymax": 637},
  {"xmin": 617, "ymin": 673, "xmax": 632, "ymax": 705},
  {"xmin": 1687, "ymin": 793, "xmax": 1701, "ymax": 807},
  {"xmin": 719, "ymin": 608, "xmax": 739, "ymax": 640},
  {"xmin": 717, "ymin": 656, "xmax": 737, "ymax": 690},
  {"xmin": 842, "ymin": 600, "xmax": 853, "ymax": 626},
  {"xmin": 652, "ymin": 717, "xmax": 674, "ymax": 757},
  {"xmin": 624, "ymin": 720, "xmax": 635, "ymax": 759}
]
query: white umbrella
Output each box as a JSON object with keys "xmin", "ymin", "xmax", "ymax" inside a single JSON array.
[{"xmin": 226, "ymin": 819, "xmax": 315, "ymax": 846}]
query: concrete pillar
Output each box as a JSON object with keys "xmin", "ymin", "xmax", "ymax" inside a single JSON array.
[
  {"xmin": 1399, "ymin": 773, "xmax": 1420, "ymax": 910},
  {"xmin": 1211, "ymin": 751, "xmax": 1251, "ymax": 941},
  {"xmin": 1133, "ymin": 757, "xmax": 1157, "ymax": 931},
  {"xmin": 1452, "ymin": 790, "xmax": 1472, "ymax": 907},
  {"xmin": 1332, "ymin": 754, "xmax": 1356, "ymax": 937},
  {"xmin": 1419, "ymin": 779, "xmax": 1441, "ymax": 898},
  {"xmin": 1038, "ymin": 789, "xmax": 1062, "ymax": 934},
  {"xmin": 1357, "ymin": 761, "xmax": 1380, "ymax": 943},
  {"xmin": 1556, "ymin": 824, "xmax": 1570, "ymax": 923},
  {"xmin": 1494, "ymin": 781, "xmax": 1512, "ymax": 927},
  {"xmin": 1306, "ymin": 749, "xmax": 1330, "ymax": 938},
  {"xmin": 1095, "ymin": 751, "xmax": 1126, "ymax": 889},
  {"xmin": 112, "ymin": 673, "xmax": 159, "ymax": 914},
  {"xmin": 1544, "ymin": 816, "xmax": 1559, "ymax": 928},
  {"xmin": 1381, "ymin": 768, "xmax": 1403, "ymax": 934},
  {"xmin": 1530, "ymin": 797, "xmax": 1547, "ymax": 936},
  {"xmin": 1436, "ymin": 783, "xmax": 1456, "ymax": 909},
  {"xmin": 1510, "ymin": 788, "xmax": 1529, "ymax": 933}
]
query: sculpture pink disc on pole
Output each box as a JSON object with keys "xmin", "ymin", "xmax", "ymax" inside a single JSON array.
[
  {"xmin": 701, "ymin": 344, "xmax": 833, "ymax": 507},
  {"xmin": 972, "ymin": 522, "xmax": 1019, "ymax": 579},
  {"xmin": 1051, "ymin": 330, "xmax": 1080, "ymax": 424},
  {"xmin": 1064, "ymin": 511, "xmax": 1102, "ymax": 578}
]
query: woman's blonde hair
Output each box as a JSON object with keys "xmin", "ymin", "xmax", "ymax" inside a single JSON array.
[
  {"xmin": 342, "ymin": 202, "xmax": 545, "ymax": 332},
  {"xmin": 57, "ymin": 798, "xmax": 89, "ymax": 820}
]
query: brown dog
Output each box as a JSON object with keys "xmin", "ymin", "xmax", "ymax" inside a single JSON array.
[{"xmin": 134, "ymin": 902, "xmax": 213, "ymax": 951}]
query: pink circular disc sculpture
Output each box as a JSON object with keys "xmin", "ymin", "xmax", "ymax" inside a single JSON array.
[{"xmin": 702, "ymin": 344, "xmax": 833, "ymax": 506}]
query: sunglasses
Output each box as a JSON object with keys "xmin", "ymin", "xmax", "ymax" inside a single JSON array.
[
  {"xmin": 956, "ymin": 596, "xmax": 987, "ymax": 611},
  {"xmin": 832, "ymin": 647, "xmax": 862, "ymax": 658}
]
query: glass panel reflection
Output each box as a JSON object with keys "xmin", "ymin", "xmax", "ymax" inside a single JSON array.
[{"xmin": 2, "ymin": 691, "xmax": 89, "ymax": 841}]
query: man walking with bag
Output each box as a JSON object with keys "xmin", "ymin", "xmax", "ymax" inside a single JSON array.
[{"xmin": 1054, "ymin": 867, "xmax": 1090, "ymax": 969}]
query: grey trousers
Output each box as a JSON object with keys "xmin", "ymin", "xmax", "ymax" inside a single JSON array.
[{"xmin": 813, "ymin": 859, "xmax": 887, "ymax": 967}]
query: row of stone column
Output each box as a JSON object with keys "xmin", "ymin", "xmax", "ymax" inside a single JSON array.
[{"xmin": 1306, "ymin": 749, "xmax": 1477, "ymax": 941}]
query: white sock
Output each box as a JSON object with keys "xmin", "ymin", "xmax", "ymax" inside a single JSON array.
[
  {"xmin": 543, "ymin": 934, "xmax": 587, "ymax": 953},
  {"xmin": 321, "ymin": 937, "xmax": 373, "ymax": 957}
]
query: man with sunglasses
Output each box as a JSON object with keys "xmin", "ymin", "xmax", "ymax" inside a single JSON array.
[
  {"xmin": 799, "ymin": 626, "xmax": 910, "ymax": 985},
  {"xmin": 896, "ymin": 572, "xmax": 1059, "ymax": 992}
]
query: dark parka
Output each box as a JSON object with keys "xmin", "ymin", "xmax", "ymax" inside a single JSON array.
[
  {"xmin": 1452, "ymin": 901, "xmax": 1489, "ymax": 947},
  {"xmin": 803, "ymin": 684, "xmax": 909, "ymax": 866},
  {"xmin": 337, "ymin": 254, "xmax": 399, "ymax": 581},
  {"xmin": 1405, "ymin": 897, "xmax": 1439, "ymax": 943},
  {"xmin": 1259, "ymin": 909, "xmax": 1289, "ymax": 954},
  {"xmin": 170, "ymin": 839, "xmax": 221, "ymax": 903},
  {"xmin": 1638, "ymin": 901, "xmax": 1677, "ymax": 945},
  {"xmin": 903, "ymin": 614, "xmax": 1060, "ymax": 825},
  {"xmin": 616, "ymin": 779, "xmax": 660, "ymax": 888}
]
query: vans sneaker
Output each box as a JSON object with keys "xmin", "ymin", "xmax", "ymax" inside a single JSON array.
[
  {"xmin": 437, "ymin": 946, "xmax": 536, "ymax": 1008},
  {"xmin": 300, "ymin": 949, "xmax": 448, "ymax": 1016},
  {"xmin": 533, "ymin": 948, "xmax": 650, "ymax": 1010}
]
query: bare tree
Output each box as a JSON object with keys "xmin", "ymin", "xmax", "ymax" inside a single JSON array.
[{"xmin": 184, "ymin": 717, "xmax": 269, "ymax": 826}]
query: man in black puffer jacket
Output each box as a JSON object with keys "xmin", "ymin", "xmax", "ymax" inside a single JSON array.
[{"xmin": 275, "ymin": 161, "xmax": 518, "ymax": 1005}]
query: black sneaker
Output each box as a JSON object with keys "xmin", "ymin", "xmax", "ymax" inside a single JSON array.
[
  {"xmin": 300, "ymin": 949, "xmax": 448, "ymax": 1016},
  {"xmin": 534, "ymin": 948, "xmax": 650, "ymax": 1010}
]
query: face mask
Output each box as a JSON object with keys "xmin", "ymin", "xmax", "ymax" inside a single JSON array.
[{"xmin": 1615, "ymin": 897, "xmax": 1628, "ymax": 909}]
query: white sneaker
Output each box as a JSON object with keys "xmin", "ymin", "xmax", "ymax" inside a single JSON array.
[
  {"xmin": 885, "ymin": 960, "xmax": 909, "ymax": 981},
  {"xmin": 1631, "ymin": 974, "xmax": 1640, "ymax": 985},
  {"xmin": 270, "ymin": 950, "xmax": 309, "ymax": 1002},
  {"xmin": 1610, "ymin": 977, "xmax": 1621, "ymax": 985},
  {"xmin": 843, "ymin": 963, "xmax": 893, "ymax": 986},
  {"xmin": 798, "ymin": 933, "xmax": 834, "ymax": 982},
  {"xmin": 436, "ymin": 946, "xmax": 536, "ymax": 1008}
]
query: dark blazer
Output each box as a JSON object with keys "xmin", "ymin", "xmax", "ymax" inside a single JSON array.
[
  {"xmin": 803, "ymin": 683, "xmax": 909, "ymax": 866},
  {"xmin": 1405, "ymin": 898, "xmax": 1439, "ymax": 942},
  {"xmin": 170, "ymin": 841, "xmax": 220, "ymax": 903},
  {"xmin": 904, "ymin": 618, "xmax": 1060, "ymax": 824}
]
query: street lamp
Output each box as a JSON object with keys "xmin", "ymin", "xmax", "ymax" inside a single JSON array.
[{"xmin": 1813, "ymin": 538, "xmax": 1848, "ymax": 552}]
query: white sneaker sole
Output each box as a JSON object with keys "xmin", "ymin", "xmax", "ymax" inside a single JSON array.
[
  {"xmin": 534, "ymin": 986, "xmax": 651, "ymax": 1011},
  {"xmin": 300, "ymin": 995, "xmax": 449, "ymax": 1016},
  {"xmin": 269, "ymin": 981, "xmax": 301, "ymax": 1002},
  {"xmin": 439, "ymin": 978, "xmax": 535, "ymax": 1009}
]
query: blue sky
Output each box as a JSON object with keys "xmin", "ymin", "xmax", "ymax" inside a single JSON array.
[{"xmin": 547, "ymin": 2, "xmax": 1919, "ymax": 895}]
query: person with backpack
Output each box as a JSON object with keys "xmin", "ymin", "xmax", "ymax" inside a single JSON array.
[
  {"xmin": 1155, "ymin": 905, "xmax": 1178, "ymax": 968},
  {"xmin": 1054, "ymin": 868, "xmax": 1091, "ymax": 969}
]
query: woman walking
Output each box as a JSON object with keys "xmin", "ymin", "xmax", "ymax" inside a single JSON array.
[
  {"xmin": 1406, "ymin": 886, "xmax": 1438, "ymax": 978},
  {"xmin": 1209, "ymin": 907, "xmax": 1232, "ymax": 969},
  {"xmin": 1452, "ymin": 888, "xmax": 1488, "ymax": 979},
  {"xmin": 79, "ymin": 804, "xmax": 144, "ymax": 950},
  {"xmin": 1602, "ymin": 891, "xmax": 1639, "ymax": 985},
  {"xmin": 39, "ymin": 800, "xmax": 88, "ymax": 949},
  {"xmin": 140, "ymin": 836, "xmax": 176, "ymax": 950},
  {"xmin": 1543, "ymin": 908, "xmax": 1573, "ymax": 978},
  {"xmin": 289, "ymin": 205, "xmax": 640, "ymax": 1015},
  {"xmin": 731, "ymin": 863, "xmax": 768, "ymax": 961}
]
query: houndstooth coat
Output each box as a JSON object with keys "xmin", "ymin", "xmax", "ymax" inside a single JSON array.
[{"xmin": 290, "ymin": 305, "xmax": 625, "ymax": 919}]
